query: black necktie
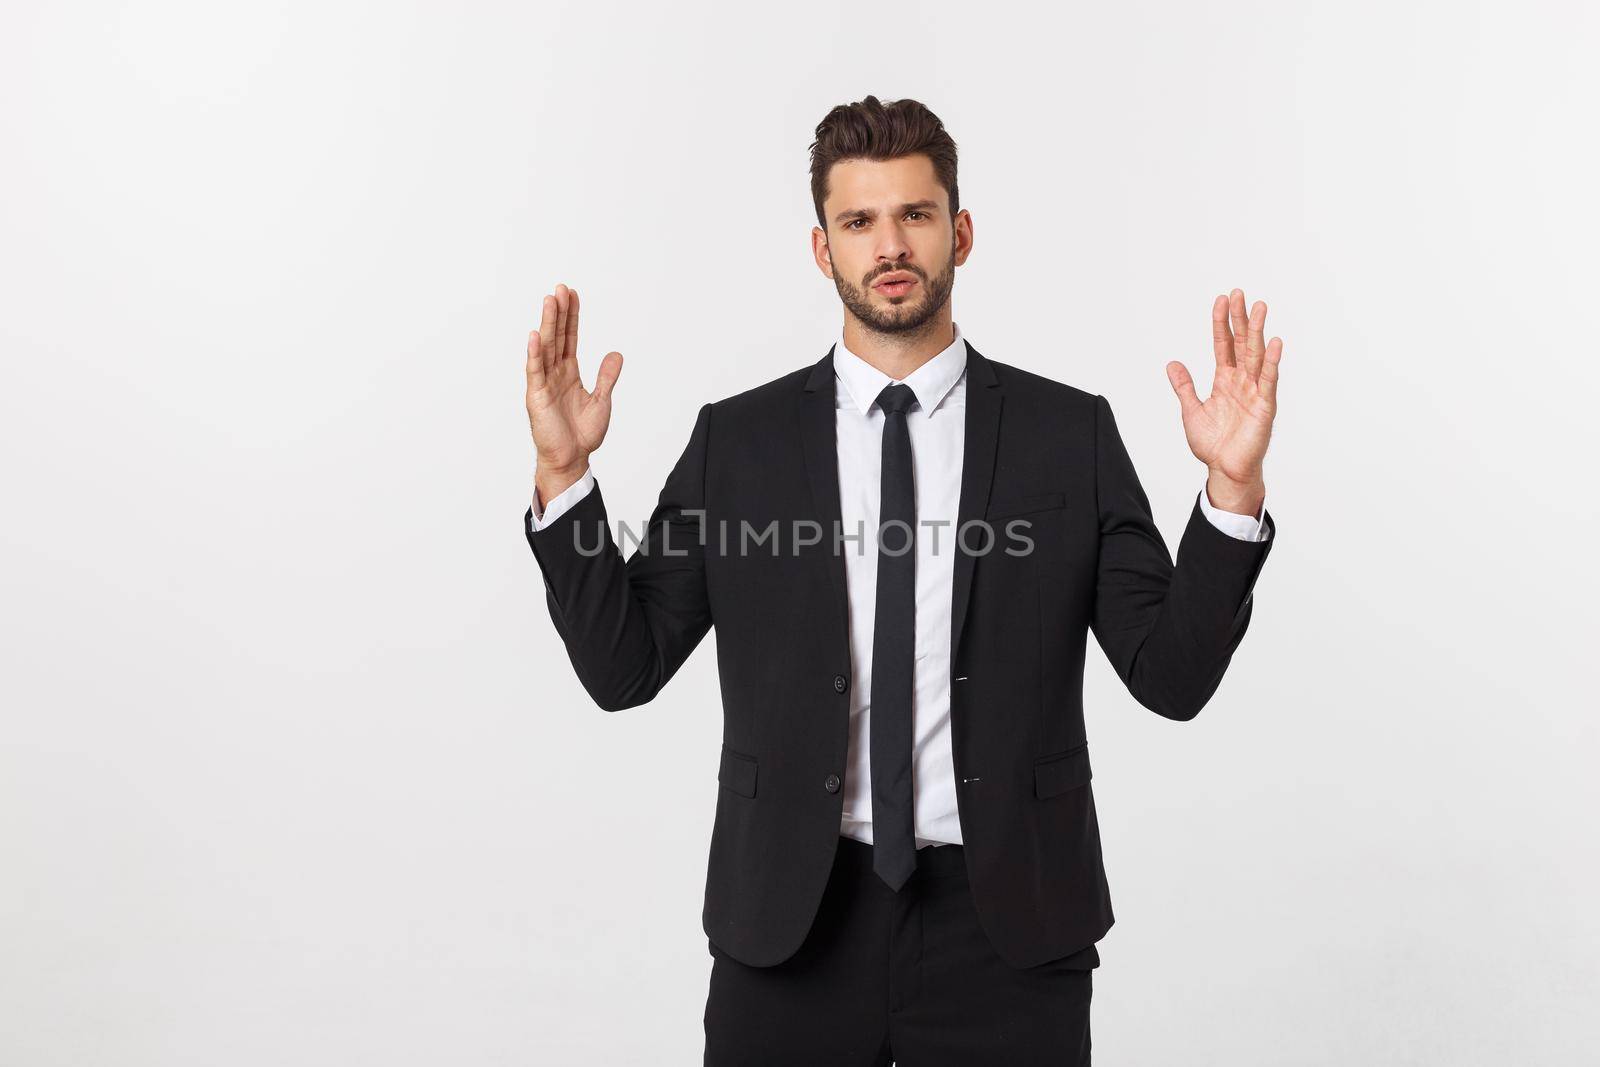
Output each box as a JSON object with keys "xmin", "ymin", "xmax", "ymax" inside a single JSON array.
[{"xmin": 870, "ymin": 382, "xmax": 919, "ymax": 892}]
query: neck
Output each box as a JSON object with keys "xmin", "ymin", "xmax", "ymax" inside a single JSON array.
[{"xmin": 842, "ymin": 311, "xmax": 955, "ymax": 381}]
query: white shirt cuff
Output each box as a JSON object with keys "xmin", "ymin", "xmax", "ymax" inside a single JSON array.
[
  {"xmin": 531, "ymin": 467, "xmax": 595, "ymax": 531},
  {"xmin": 1196, "ymin": 485, "xmax": 1269, "ymax": 542}
]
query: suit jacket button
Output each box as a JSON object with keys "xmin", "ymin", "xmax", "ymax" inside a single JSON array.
[
  {"xmin": 824, "ymin": 773, "xmax": 841, "ymax": 793},
  {"xmin": 832, "ymin": 674, "xmax": 849, "ymax": 694}
]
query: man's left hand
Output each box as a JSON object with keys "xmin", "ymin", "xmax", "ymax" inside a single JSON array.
[{"xmin": 1166, "ymin": 287, "xmax": 1283, "ymax": 516}]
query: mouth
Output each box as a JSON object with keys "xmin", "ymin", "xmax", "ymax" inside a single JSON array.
[{"xmin": 873, "ymin": 276, "xmax": 918, "ymax": 297}]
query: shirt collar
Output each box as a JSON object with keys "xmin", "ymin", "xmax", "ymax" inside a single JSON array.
[{"xmin": 832, "ymin": 321, "xmax": 968, "ymax": 419}]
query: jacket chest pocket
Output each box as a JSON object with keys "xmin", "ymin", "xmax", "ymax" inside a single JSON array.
[{"xmin": 987, "ymin": 491, "xmax": 1066, "ymax": 522}]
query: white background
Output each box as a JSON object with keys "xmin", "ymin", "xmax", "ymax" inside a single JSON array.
[{"xmin": 3, "ymin": 1, "xmax": 1597, "ymax": 1063}]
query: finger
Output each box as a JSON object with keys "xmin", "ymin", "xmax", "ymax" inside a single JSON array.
[
  {"xmin": 565, "ymin": 286, "xmax": 581, "ymax": 368},
  {"xmin": 591, "ymin": 350, "xmax": 624, "ymax": 405},
  {"xmin": 1212, "ymin": 294, "xmax": 1235, "ymax": 368},
  {"xmin": 1229, "ymin": 289, "xmax": 1248, "ymax": 362},
  {"xmin": 1245, "ymin": 299, "xmax": 1267, "ymax": 379},
  {"xmin": 553, "ymin": 283, "xmax": 571, "ymax": 363},
  {"xmin": 1259, "ymin": 336, "xmax": 1283, "ymax": 410},
  {"xmin": 538, "ymin": 294, "xmax": 560, "ymax": 371},
  {"xmin": 526, "ymin": 329, "xmax": 545, "ymax": 390},
  {"xmin": 1166, "ymin": 360, "xmax": 1204, "ymax": 420}
]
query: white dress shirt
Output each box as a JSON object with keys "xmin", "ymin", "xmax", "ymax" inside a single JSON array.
[{"xmin": 531, "ymin": 324, "xmax": 1269, "ymax": 847}]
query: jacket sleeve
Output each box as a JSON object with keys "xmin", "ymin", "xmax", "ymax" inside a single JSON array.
[
  {"xmin": 523, "ymin": 403, "xmax": 715, "ymax": 711},
  {"xmin": 1089, "ymin": 393, "xmax": 1275, "ymax": 721}
]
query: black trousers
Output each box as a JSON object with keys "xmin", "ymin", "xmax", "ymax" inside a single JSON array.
[{"xmin": 703, "ymin": 835, "xmax": 1095, "ymax": 1065}]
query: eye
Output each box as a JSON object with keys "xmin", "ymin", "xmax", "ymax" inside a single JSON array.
[
  {"xmin": 906, "ymin": 211, "xmax": 926, "ymax": 221},
  {"xmin": 846, "ymin": 219, "xmax": 867, "ymax": 230}
]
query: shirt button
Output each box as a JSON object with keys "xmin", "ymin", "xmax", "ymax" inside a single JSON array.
[
  {"xmin": 824, "ymin": 773, "xmax": 842, "ymax": 793},
  {"xmin": 832, "ymin": 674, "xmax": 849, "ymax": 694}
]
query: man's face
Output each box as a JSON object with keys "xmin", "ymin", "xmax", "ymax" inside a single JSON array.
[{"xmin": 812, "ymin": 154, "xmax": 973, "ymax": 335}]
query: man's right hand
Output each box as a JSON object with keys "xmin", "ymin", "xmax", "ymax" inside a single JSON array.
[{"xmin": 526, "ymin": 283, "xmax": 622, "ymax": 504}]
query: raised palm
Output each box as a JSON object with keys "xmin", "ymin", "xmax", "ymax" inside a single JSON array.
[
  {"xmin": 1166, "ymin": 288, "xmax": 1283, "ymax": 484},
  {"xmin": 526, "ymin": 284, "xmax": 623, "ymax": 472}
]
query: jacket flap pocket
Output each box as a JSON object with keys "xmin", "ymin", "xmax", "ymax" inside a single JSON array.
[
  {"xmin": 988, "ymin": 491, "xmax": 1067, "ymax": 521},
  {"xmin": 1034, "ymin": 743, "xmax": 1092, "ymax": 799},
  {"xmin": 718, "ymin": 744, "xmax": 758, "ymax": 798}
]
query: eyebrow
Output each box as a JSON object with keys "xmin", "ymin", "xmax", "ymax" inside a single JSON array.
[{"xmin": 833, "ymin": 200, "xmax": 940, "ymax": 226}]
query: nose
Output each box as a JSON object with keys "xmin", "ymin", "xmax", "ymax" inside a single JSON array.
[{"xmin": 875, "ymin": 223, "xmax": 912, "ymax": 266}]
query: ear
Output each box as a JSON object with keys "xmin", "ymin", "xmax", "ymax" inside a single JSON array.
[
  {"xmin": 810, "ymin": 225, "xmax": 835, "ymax": 279},
  {"xmin": 953, "ymin": 209, "xmax": 975, "ymax": 267}
]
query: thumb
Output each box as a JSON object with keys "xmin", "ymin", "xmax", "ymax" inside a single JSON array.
[
  {"xmin": 1166, "ymin": 360, "xmax": 1202, "ymax": 420},
  {"xmin": 592, "ymin": 350, "xmax": 624, "ymax": 404}
]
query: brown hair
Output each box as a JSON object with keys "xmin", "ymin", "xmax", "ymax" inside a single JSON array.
[{"xmin": 808, "ymin": 95, "xmax": 959, "ymax": 232}]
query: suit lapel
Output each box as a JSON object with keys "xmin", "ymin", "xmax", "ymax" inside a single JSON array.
[
  {"xmin": 950, "ymin": 343, "xmax": 1002, "ymax": 664},
  {"xmin": 800, "ymin": 346, "xmax": 852, "ymax": 652}
]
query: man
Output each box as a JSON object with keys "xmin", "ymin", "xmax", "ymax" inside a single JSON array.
[{"xmin": 522, "ymin": 95, "xmax": 1281, "ymax": 1065}]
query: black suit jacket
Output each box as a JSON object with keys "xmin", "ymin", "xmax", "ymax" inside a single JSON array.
[{"xmin": 524, "ymin": 343, "xmax": 1275, "ymax": 969}]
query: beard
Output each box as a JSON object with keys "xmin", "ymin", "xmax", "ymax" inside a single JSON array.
[{"xmin": 832, "ymin": 234, "xmax": 957, "ymax": 337}]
